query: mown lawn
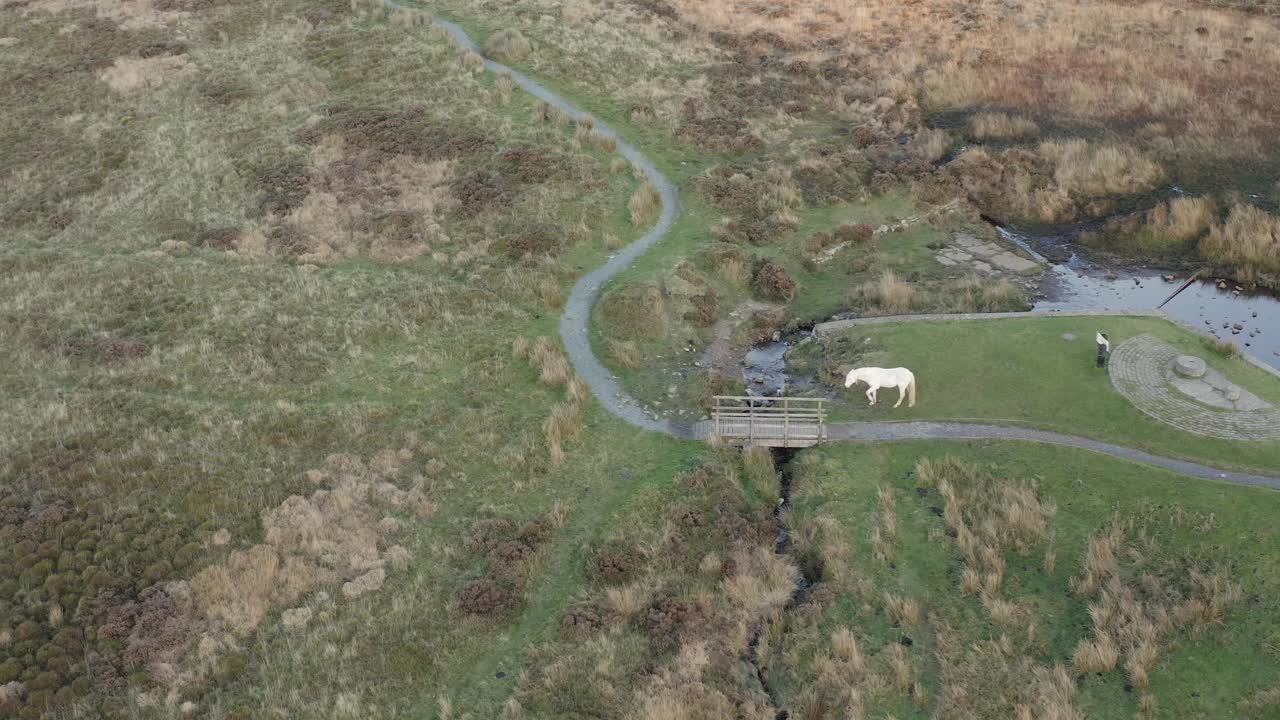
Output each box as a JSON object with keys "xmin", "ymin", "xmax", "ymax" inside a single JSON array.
[{"xmin": 789, "ymin": 315, "xmax": 1280, "ymax": 474}]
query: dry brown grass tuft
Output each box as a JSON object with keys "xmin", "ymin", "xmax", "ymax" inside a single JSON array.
[
  {"xmin": 1041, "ymin": 140, "xmax": 1164, "ymax": 197},
  {"xmin": 1146, "ymin": 196, "xmax": 1217, "ymax": 242},
  {"xmin": 587, "ymin": 130, "xmax": 617, "ymax": 152},
  {"xmin": 942, "ymin": 276, "xmax": 1029, "ymax": 313},
  {"xmin": 529, "ymin": 336, "xmax": 571, "ymax": 387},
  {"xmin": 629, "ymin": 181, "xmax": 662, "ymax": 227},
  {"xmin": 484, "ymin": 28, "xmax": 532, "ymax": 61},
  {"xmin": 969, "ymin": 112, "xmax": 1039, "ymax": 141},
  {"xmin": 1240, "ymin": 686, "xmax": 1280, "ymax": 713},
  {"xmin": 722, "ymin": 547, "xmax": 801, "ymax": 616},
  {"xmin": 920, "ymin": 456, "xmax": 1056, "ymax": 568},
  {"xmin": 1069, "ymin": 516, "xmax": 1243, "ymax": 690},
  {"xmin": 913, "ymin": 128, "xmax": 951, "ymax": 163},
  {"xmin": 512, "ymin": 336, "xmax": 530, "ymax": 359},
  {"xmin": 982, "ymin": 594, "xmax": 1021, "ymax": 626},
  {"xmin": 1200, "ymin": 203, "xmax": 1280, "ymax": 283},
  {"xmin": 543, "ymin": 400, "xmax": 583, "ymax": 465},
  {"xmin": 859, "ymin": 270, "xmax": 916, "ymax": 315},
  {"xmin": 539, "ymin": 277, "xmax": 564, "ymax": 309},
  {"xmin": 1015, "ymin": 664, "xmax": 1083, "ymax": 720},
  {"xmin": 1072, "ymin": 634, "xmax": 1120, "ymax": 674},
  {"xmin": 566, "ymin": 375, "xmax": 590, "ymax": 405},
  {"xmin": 607, "ymin": 338, "xmax": 642, "ymax": 369},
  {"xmin": 606, "ymin": 584, "xmax": 647, "ymax": 621},
  {"xmin": 97, "ymin": 55, "xmax": 194, "ymax": 96},
  {"xmin": 1209, "ymin": 336, "xmax": 1242, "ymax": 359},
  {"xmin": 885, "ymin": 593, "xmax": 922, "ymax": 627},
  {"xmin": 888, "ymin": 643, "xmax": 913, "ymax": 692},
  {"xmin": 741, "ymin": 446, "xmax": 778, "ymax": 503},
  {"xmin": 830, "ymin": 628, "xmax": 865, "ymax": 673}
]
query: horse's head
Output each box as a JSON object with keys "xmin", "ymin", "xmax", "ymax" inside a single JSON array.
[{"xmin": 844, "ymin": 368, "xmax": 862, "ymax": 388}]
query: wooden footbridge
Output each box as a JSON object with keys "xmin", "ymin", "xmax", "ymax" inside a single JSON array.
[{"xmin": 707, "ymin": 396, "xmax": 828, "ymax": 448}]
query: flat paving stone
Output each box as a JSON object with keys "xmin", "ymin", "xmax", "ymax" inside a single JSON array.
[{"xmin": 990, "ymin": 251, "xmax": 1039, "ymax": 273}]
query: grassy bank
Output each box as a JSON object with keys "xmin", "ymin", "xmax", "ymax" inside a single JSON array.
[
  {"xmin": 0, "ymin": 1, "xmax": 693, "ymax": 716},
  {"xmin": 788, "ymin": 315, "xmax": 1280, "ymax": 474},
  {"xmin": 783, "ymin": 440, "xmax": 1280, "ymax": 718}
]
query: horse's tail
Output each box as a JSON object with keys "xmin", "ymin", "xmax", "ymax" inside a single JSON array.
[{"xmin": 907, "ymin": 375, "xmax": 916, "ymax": 407}]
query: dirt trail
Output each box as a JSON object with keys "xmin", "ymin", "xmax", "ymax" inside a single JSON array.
[{"xmin": 388, "ymin": 3, "xmax": 1279, "ymax": 488}]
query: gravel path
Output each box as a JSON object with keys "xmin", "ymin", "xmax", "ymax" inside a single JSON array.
[
  {"xmin": 390, "ymin": 5, "xmax": 1279, "ymax": 487},
  {"xmin": 829, "ymin": 422, "xmax": 1280, "ymax": 489},
  {"xmin": 381, "ymin": 1, "xmax": 684, "ymax": 434}
]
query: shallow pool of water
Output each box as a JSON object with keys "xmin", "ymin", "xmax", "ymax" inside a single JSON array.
[
  {"xmin": 742, "ymin": 341, "xmax": 790, "ymax": 396},
  {"xmin": 1032, "ymin": 268, "xmax": 1279, "ymax": 368},
  {"xmin": 992, "ymin": 225, "xmax": 1280, "ymax": 370}
]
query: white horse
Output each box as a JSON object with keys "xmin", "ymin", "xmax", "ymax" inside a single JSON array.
[{"xmin": 845, "ymin": 367, "xmax": 916, "ymax": 408}]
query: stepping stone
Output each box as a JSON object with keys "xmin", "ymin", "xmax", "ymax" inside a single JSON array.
[
  {"xmin": 936, "ymin": 256, "xmax": 957, "ymax": 266},
  {"xmin": 990, "ymin": 251, "xmax": 1039, "ymax": 273},
  {"xmin": 1173, "ymin": 355, "xmax": 1206, "ymax": 378}
]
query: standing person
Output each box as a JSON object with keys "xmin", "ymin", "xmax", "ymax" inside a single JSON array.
[{"xmin": 1096, "ymin": 332, "xmax": 1111, "ymax": 368}]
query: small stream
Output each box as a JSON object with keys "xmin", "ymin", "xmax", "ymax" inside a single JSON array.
[{"xmin": 742, "ymin": 447, "xmax": 813, "ymax": 720}]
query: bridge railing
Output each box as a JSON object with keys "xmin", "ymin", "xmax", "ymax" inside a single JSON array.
[{"xmin": 710, "ymin": 396, "xmax": 828, "ymax": 447}]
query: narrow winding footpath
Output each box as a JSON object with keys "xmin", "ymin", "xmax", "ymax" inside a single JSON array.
[{"xmin": 393, "ymin": 2, "xmax": 1280, "ymax": 488}]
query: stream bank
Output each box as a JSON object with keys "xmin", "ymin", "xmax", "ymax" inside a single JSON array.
[
  {"xmin": 999, "ymin": 224, "xmax": 1280, "ymax": 368},
  {"xmin": 742, "ymin": 447, "xmax": 818, "ymax": 720}
]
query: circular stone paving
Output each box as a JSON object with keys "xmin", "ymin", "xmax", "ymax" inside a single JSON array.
[{"xmin": 1109, "ymin": 334, "xmax": 1280, "ymax": 440}]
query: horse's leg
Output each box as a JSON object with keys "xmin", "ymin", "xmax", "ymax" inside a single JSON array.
[
  {"xmin": 866, "ymin": 387, "xmax": 876, "ymax": 405},
  {"xmin": 894, "ymin": 383, "xmax": 905, "ymax": 408}
]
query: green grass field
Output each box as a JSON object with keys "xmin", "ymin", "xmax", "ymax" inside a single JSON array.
[
  {"xmin": 783, "ymin": 440, "xmax": 1280, "ymax": 719},
  {"xmin": 789, "ymin": 315, "xmax": 1280, "ymax": 474},
  {"xmin": 2, "ymin": 1, "xmax": 1279, "ymax": 719}
]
